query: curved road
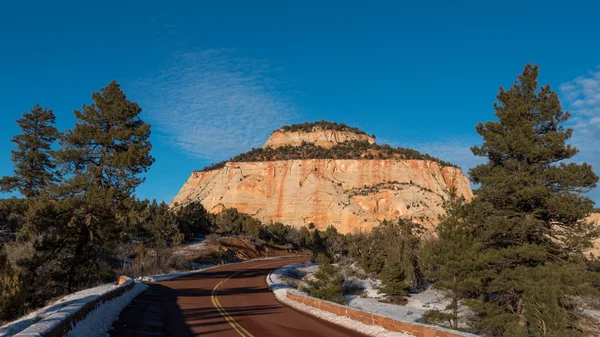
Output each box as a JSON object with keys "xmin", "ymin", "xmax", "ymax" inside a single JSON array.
[{"xmin": 110, "ymin": 257, "xmax": 366, "ymax": 337}]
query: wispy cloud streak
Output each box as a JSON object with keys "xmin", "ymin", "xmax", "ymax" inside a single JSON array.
[
  {"xmin": 138, "ymin": 50, "xmax": 296, "ymax": 160},
  {"xmin": 560, "ymin": 68, "xmax": 600, "ymax": 203}
]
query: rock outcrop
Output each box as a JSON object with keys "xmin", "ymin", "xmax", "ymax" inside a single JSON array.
[
  {"xmin": 173, "ymin": 121, "xmax": 473, "ymax": 234},
  {"xmin": 264, "ymin": 129, "xmax": 375, "ymax": 149}
]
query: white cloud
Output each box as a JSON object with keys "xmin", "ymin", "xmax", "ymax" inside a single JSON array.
[
  {"xmin": 138, "ymin": 50, "xmax": 297, "ymax": 160},
  {"xmin": 560, "ymin": 68, "xmax": 600, "ymax": 203},
  {"xmin": 560, "ymin": 69, "xmax": 600, "ymax": 117}
]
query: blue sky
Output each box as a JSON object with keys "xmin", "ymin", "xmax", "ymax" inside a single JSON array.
[{"xmin": 1, "ymin": 1, "xmax": 599, "ymax": 204}]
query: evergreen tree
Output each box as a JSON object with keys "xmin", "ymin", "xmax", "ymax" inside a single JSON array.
[
  {"xmin": 310, "ymin": 228, "xmax": 326, "ymax": 260},
  {"xmin": 421, "ymin": 189, "xmax": 479, "ymax": 330},
  {"xmin": 24, "ymin": 81, "xmax": 154, "ymax": 292},
  {"xmin": 377, "ymin": 262, "xmax": 409, "ymax": 303},
  {"xmin": 308, "ymin": 254, "xmax": 346, "ymax": 304},
  {"xmin": 176, "ymin": 201, "xmax": 211, "ymax": 239},
  {"xmin": 0, "ymin": 198, "xmax": 26, "ymax": 232},
  {"xmin": 347, "ymin": 219, "xmax": 424, "ymax": 289},
  {"xmin": 0, "ymin": 105, "xmax": 59, "ymax": 199},
  {"xmin": 213, "ymin": 208, "xmax": 244, "ymax": 235},
  {"xmin": 56, "ymin": 81, "xmax": 154, "ymax": 200},
  {"xmin": 241, "ymin": 215, "xmax": 263, "ymax": 240},
  {"xmin": 0, "ymin": 251, "xmax": 30, "ymax": 323},
  {"xmin": 145, "ymin": 200, "xmax": 184, "ymax": 248},
  {"xmin": 428, "ymin": 64, "xmax": 599, "ymax": 336}
]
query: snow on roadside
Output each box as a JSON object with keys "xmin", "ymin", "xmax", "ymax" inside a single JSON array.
[
  {"xmin": 66, "ymin": 282, "xmax": 148, "ymax": 337},
  {"xmin": 1, "ymin": 278, "xmax": 141, "ymax": 337},
  {"xmin": 267, "ymin": 263, "xmax": 412, "ymax": 337},
  {"xmin": 333, "ymin": 261, "xmax": 450, "ymax": 320},
  {"xmin": 345, "ymin": 287, "xmax": 450, "ymax": 323}
]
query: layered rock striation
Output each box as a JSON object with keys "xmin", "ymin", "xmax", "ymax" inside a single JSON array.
[
  {"xmin": 172, "ymin": 122, "xmax": 473, "ymax": 233},
  {"xmin": 264, "ymin": 129, "xmax": 375, "ymax": 149},
  {"xmin": 172, "ymin": 158, "xmax": 472, "ymax": 233}
]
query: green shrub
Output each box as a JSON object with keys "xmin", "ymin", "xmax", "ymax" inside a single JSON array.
[
  {"xmin": 277, "ymin": 121, "xmax": 368, "ymax": 135},
  {"xmin": 421, "ymin": 309, "xmax": 455, "ymax": 328},
  {"xmin": 377, "ymin": 263, "xmax": 409, "ymax": 303},
  {"xmin": 200, "ymin": 140, "xmax": 457, "ymax": 172},
  {"xmin": 308, "ymin": 254, "xmax": 347, "ymax": 305},
  {"xmin": 0, "ymin": 254, "xmax": 30, "ymax": 323}
]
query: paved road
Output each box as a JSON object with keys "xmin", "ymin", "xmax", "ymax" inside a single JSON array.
[{"xmin": 110, "ymin": 257, "xmax": 367, "ymax": 337}]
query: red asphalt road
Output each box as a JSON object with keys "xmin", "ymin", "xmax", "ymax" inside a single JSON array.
[{"xmin": 110, "ymin": 257, "xmax": 367, "ymax": 337}]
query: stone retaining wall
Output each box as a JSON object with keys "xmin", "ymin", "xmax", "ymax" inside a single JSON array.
[{"xmin": 286, "ymin": 291, "xmax": 475, "ymax": 337}]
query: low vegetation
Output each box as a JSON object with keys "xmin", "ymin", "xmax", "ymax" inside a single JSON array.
[
  {"xmin": 276, "ymin": 120, "xmax": 370, "ymax": 136},
  {"xmin": 201, "ymin": 140, "xmax": 458, "ymax": 171},
  {"xmin": 307, "ymin": 254, "xmax": 347, "ymax": 304}
]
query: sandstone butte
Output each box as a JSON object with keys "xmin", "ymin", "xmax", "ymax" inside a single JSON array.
[{"xmin": 171, "ymin": 124, "xmax": 474, "ymax": 234}]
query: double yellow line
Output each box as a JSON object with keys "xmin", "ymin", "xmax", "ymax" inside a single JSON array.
[{"xmin": 210, "ymin": 260, "xmax": 284, "ymax": 337}]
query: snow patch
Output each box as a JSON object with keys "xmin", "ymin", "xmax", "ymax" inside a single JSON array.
[
  {"xmin": 267, "ymin": 263, "xmax": 411, "ymax": 337},
  {"xmin": 66, "ymin": 282, "xmax": 148, "ymax": 337},
  {"xmin": 269, "ymin": 263, "xmax": 479, "ymax": 337},
  {"xmin": 1, "ymin": 278, "xmax": 139, "ymax": 337}
]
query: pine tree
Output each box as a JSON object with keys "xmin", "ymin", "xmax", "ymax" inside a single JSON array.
[
  {"xmin": 24, "ymin": 81, "xmax": 155, "ymax": 292},
  {"xmin": 56, "ymin": 81, "xmax": 154, "ymax": 200},
  {"xmin": 176, "ymin": 201, "xmax": 211, "ymax": 239},
  {"xmin": 377, "ymin": 262, "xmax": 409, "ymax": 303},
  {"xmin": 0, "ymin": 105, "xmax": 59, "ymax": 199},
  {"xmin": 310, "ymin": 229, "xmax": 326, "ymax": 260},
  {"xmin": 145, "ymin": 200, "xmax": 184, "ymax": 248},
  {"xmin": 421, "ymin": 189, "xmax": 479, "ymax": 330},
  {"xmin": 428, "ymin": 64, "xmax": 599, "ymax": 336},
  {"xmin": 0, "ymin": 252, "xmax": 30, "ymax": 323},
  {"xmin": 308, "ymin": 254, "xmax": 346, "ymax": 304}
]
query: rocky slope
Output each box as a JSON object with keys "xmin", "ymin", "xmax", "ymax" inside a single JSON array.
[{"xmin": 172, "ymin": 122, "xmax": 472, "ymax": 233}]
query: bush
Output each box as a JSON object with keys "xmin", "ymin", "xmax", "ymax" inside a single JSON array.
[
  {"xmin": 0, "ymin": 252, "xmax": 30, "ymax": 323},
  {"xmin": 278, "ymin": 121, "xmax": 369, "ymax": 135},
  {"xmin": 421, "ymin": 309, "xmax": 455, "ymax": 328},
  {"xmin": 308, "ymin": 254, "xmax": 347, "ymax": 305},
  {"xmin": 212, "ymin": 208, "xmax": 244, "ymax": 235},
  {"xmin": 122, "ymin": 245, "xmax": 191, "ymax": 278},
  {"xmin": 341, "ymin": 278, "xmax": 363, "ymax": 296},
  {"xmin": 347, "ymin": 219, "xmax": 425, "ymax": 290},
  {"xmin": 143, "ymin": 200, "xmax": 184, "ymax": 247},
  {"xmin": 176, "ymin": 201, "xmax": 211, "ymax": 239},
  {"xmin": 0, "ymin": 198, "xmax": 26, "ymax": 233},
  {"xmin": 200, "ymin": 140, "xmax": 458, "ymax": 172},
  {"xmin": 378, "ymin": 263, "xmax": 409, "ymax": 303}
]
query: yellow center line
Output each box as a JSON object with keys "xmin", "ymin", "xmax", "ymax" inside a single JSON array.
[{"xmin": 210, "ymin": 260, "xmax": 291, "ymax": 337}]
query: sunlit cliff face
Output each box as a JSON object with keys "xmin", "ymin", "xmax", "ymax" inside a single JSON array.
[{"xmin": 172, "ymin": 127, "xmax": 472, "ymax": 234}]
